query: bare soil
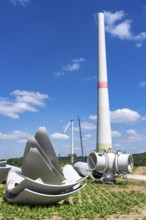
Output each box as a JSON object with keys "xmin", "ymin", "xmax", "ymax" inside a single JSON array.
[
  {"xmin": 133, "ymin": 166, "xmax": 146, "ymax": 175},
  {"xmin": 107, "ymin": 205, "xmax": 146, "ymax": 220}
]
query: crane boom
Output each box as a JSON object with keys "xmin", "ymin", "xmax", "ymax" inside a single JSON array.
[{"xmin": 78, "ymin": 116, "xmax": 84, "ymax": 158}]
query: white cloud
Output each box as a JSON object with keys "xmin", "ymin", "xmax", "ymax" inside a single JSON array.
[
  {"xmin": 139, "ymin": 81, "xmax": 146, "ymax": 88},
  {"xmin": 81, "ymin": 122, "xmax": 96, "ymax": 130},
  {"xmin": 104, "ymin": 11, "xmax": 146, "ymax": 47},
  {"xmin": 0, "ymin": 90, "xmax": 49, "ymax": 119},
  {"xmin": 54, "ymin": 58, "xmax": 86, "ymax": 77},
  {"xmin": 73, "ymin": 126, "xmax": 79, "ymax": 132},
  {"xmin": 89, "ymin": 109, "xmax": 141, "ymax": 124},
  {"xmin": 0, "ymin": 130, "xmax": 31, "ymax": 140},
  {"xmin": 84, "ymin": 134, "xmax": 92, "ymax": 138},
  {"xmin": 50, "ymin": 132, "xmax": 70, "ymax": 140},
  {"xmin": 83, "ymin": 134, "xmax": 92, "ymax": 140},
  {"xmin": 110, "ymin": 108, "xmax": 141, "ymax": 123},
  {"xmin": 10, "ymin": 0, "xmax": 30, "ymax": 6},
  {"xmin": 108, "ymin": 20, "xmax": 132, "ymax": 40},
  {"xmin": 126, "ymin": 129, "xmax": 146, "ymax": 143},
  {"xmin": 12, "ymin": 90, "xmax": 49, "ymax": 106},
  {"xmin": 63, "ymin": 63, "xmax": 80, "ymax": 72},
  {"xmin": 88, "ymin": 115, "xmax": 97, "ymax": 121},
  {"xmin": 126, "ymin": 129, "xmax": 138, "ymax": 136},
  {"xmin": 104, "ymin": 11, "xmax": 125, "ymax": 26},
  {"xmin": 113, "ymin": 143, "xmax": 121, "ymax": 148},
  {"xmin": 71, "ymin": 58, "xmax": 86, "ymax": 63},
  {"xmin": 133, "ymin": 32, "xmax": 146, "ymax": 41},
  {"xmin": 17, "ymin": 139, "xmax": 27, "ymax": 144},
  {"xmin": 112, "ymin": 130, "xmax": 121, "ymax": 137}
]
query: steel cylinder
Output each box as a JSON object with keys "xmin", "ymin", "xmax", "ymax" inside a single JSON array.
[
  {"xmin": 74, "ymin": 162, "xmax": 90, "ymax": 177},
  {"xmin": 87, "ymin": 152, "xmax": 107, "ymax": 173},
  {"xmin": 115, "ymin": 153, "xmax": 133, "ymax": 173}
]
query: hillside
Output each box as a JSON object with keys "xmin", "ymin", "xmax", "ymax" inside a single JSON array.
[{"xmin": 132, "ymin": 152, "xmax": 146, "ymax": 167}]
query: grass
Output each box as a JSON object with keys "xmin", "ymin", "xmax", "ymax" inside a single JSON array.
[{"xmin": 0, "ymin": 178, "xmax": 146, "ymax": 220}]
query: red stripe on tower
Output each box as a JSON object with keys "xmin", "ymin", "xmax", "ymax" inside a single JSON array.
[{"xmin": 98, "ymin": 81, "xmax": 108, "ymax": 88}]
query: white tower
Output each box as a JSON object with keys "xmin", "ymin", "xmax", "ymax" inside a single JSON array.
[
  {"xmin": 74, "ymin": 12, "xmax": 133, "ymax": 183},
  {"xmin": 97, "ymin": 12, "xmax": 112, "ymax": 152}
]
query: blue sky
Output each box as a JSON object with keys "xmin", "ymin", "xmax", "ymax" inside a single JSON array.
[{"xmin": 0, "ymin": 0, "xmax": 146, "ymax": 159}]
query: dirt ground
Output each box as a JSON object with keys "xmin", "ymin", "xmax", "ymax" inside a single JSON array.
[
  {"xmin": 107, "ymin": 167, "xmax": 146, "ymax": 220},
  {"xmin": 133, "ymin": 166, "xmax": 146, "ymax": 175},
  {"xmin": 106, "ymin": 178, "xmax": 146, "ymax": 220},
  {"xmin": 106, "ymin": 206, "xmax": 146, "ymax": 220}
]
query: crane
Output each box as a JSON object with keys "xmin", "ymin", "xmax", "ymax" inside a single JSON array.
[{"xmin": 78, "ymin": 116, "xmax": 84, "ymax": 158}]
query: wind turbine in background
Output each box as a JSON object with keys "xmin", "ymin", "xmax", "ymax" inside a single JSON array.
[{"xmin": 63, "ymin": 118, "xmax": 74, "ymax": 163}]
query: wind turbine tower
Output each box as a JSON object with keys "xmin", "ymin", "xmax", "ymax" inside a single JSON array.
[
  {"xmin": 97, "ymin": 12, "xmax": 112, "ymax": 152},
  {"xmin": 74, "ymin": 12, "xmax": 133, "ymax": 183}
]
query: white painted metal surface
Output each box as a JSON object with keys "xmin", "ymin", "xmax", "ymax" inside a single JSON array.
[
  {"xmin": 63, "ymin": 164, "xmax": 87, "ymax": 182},
  {"xmin": 6, "ymin": 170, "xmax": 86, "ymax": 195},
  {"xmin": 6, "ymin": 184, "xmax": 86, "ymax": 205},
  {"xmin": 74, "ymin": 162, "xmax": 103, "ymax": 181},
  {"xmin": 6, "ymin": 127, "xmax": 87, "ymax": 204},
  {"xmin": 22, "ymin": 137, "xmax": 64, "ymax": 184},
  {"xmin": 35, "ymin": 127, "xmax": 63, "ymax": 176},
  {"xmin": 87, "ymin": 151, "xmax": 133, "ymax": 183},
  {"xmin": 73, "ymin": 162, "xmax": 90, "ymax": 177},
  {"xmin": 22, "ymin": 147, "xmax": 62, "ymax": 184},
  {"xmin": 0, "ymin": 161, "xmax": 21, "ymax": 183},
  {"xmin": 97, "ymin": 12, "xmax": 112, "ymax": 152}
]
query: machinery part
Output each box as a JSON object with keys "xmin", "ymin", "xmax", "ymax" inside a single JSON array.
[{"xmin": 87, "ymin": 151, "xmax": 133, "ymax": 183}]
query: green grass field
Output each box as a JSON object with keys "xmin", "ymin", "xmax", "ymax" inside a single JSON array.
[{"xmin": 0, "ymin": 178, "xmax": 146, "ymax": 220}]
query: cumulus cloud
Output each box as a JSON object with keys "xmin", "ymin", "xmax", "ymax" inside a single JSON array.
[
  {"xmin": 81, "ymin": 122, "xmax": 96, "ymax": 130},
  {"xmin": 104, "ymin": 11, "xmax": 124, "ymax": 26},
  {"xmin": 0, "ymin": 130, "xmax": 31, "ymax": 140},
  {"xmin": 83, "ymin": 134, "xmax": 92, "ymax": 140},
  {"xmin": 110, "ymin": 108, "xmax": 141, "ymax": 123},
  {"xmin": 54, "ymin": 58, "xmax": 86, "ymax": 77},
  {"xmin": 88, "ymin": 115, "xmax": 97, "ymax": 121},
  {"xmin": 126, "ymin": 129, "xmax": 138, "ymax": 136},
  {"xmin": 0, "ymin": 90, "xmax": 49, "ymax": 119},
  {"xmin": 89, "ymin": 108, "xmax": 141, "ymax": 124},
  {"xmin": 71, "ymin": 58, "xmax": 86, "ymax": 63},
  {"xmin": 17, "ymin": 139, "xmax": 27, "ymax": 144},
  {"xmin": 104, "ymin": 11, "xmax": 146, "ymax": 47},
  {"xmin": 12, "ymin": 90, "xmax": 49, "ymax": 106},
  {"xmin": 112, "ymin": 130, "xmax": 121, "ymax": 137},
  {"xmin": 63, "ymin": 58, "xmax": 86, "ymax": 72},
  {"xmin": 84, "ymin": 134, "xmax": 92, "ymax": 138},
  {"xmin": 10, "ymin": 0, "xmax": 30, "ymax": 6},
  {"xmin": 50, "ymin": 133, "xmax": 70, "ymax": 140},
  {"xmin": 63, "ymin": 63, "xmax": 80, "ymax": 72},
  {"xmin": 126, "ymin": 129, "xmax": 146, "ymax": 143}
]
